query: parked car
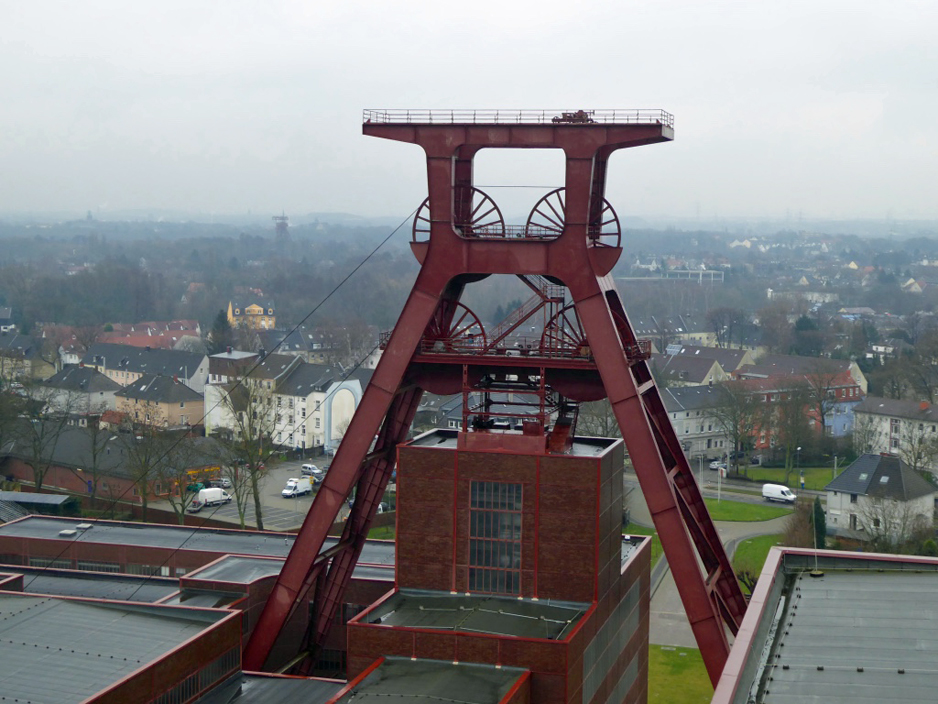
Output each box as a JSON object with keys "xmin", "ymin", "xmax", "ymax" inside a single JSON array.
[
  {"xmin": 186, "ymin": 482, "xmax": 205, "ymax": 493},
  {"xmin": 709, "ymin": 461, "xmax": 726, "ymax": 471}
]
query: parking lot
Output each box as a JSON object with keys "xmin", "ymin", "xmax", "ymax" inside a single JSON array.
[{"xmin": 157, "ymin": 458, "xmax": 340, "ymax": 532}]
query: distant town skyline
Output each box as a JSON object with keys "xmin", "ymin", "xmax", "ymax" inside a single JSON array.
[{"xmin": 2, "ymin": 2, "xmax": 936, "ymax": 222}]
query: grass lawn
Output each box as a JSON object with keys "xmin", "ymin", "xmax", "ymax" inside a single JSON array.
[
  {"xmin": 624, "ymin": 523, "xmax": 663, "ymax": 569},
  {"xmin": 368, "ymin": 524, "xmax": 396, "ymax": 540},
  {"xmin": 649, "ymin": 645, "xmax": 712, "ymax": 703},
  {"xmin": 744, "ymin": 465, "xmax": 837, "ymax": 491},
  {"xmin": 703, "ymin": 497, "xmax": 792, "ymax": 522},
  {"xmin": 733, "ymin": 533, "xmax": 783, "ymax": 594}
]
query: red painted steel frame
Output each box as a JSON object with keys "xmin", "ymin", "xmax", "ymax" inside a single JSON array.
[{"xmin": 243, "ymin": 112, "xmax": 746, "ymax": 685}]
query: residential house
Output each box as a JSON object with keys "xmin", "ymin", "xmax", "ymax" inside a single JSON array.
[
  {"xmin": 0, "ymin": 333, "xmax": 55, "ymax": 381},
  {"xmin": 38, "ymin": 366, "xmax": 121, "ymax": 416},
  {"xmin": 115, "ymin": 374, "xmax": 205, "ymax": 430},
  {"xmin": 82, "ymin": 343, "xmax": 209, "ymax": 393},
  {"xmin": 825, "ymin": 453, "xmax": 935, "ymax": 541},
  {"xmin": 852, "ymin": 397, "xmax": 938, "ymax": 470},
  {"xmin": 741, "ymin": 353, "xmax": 868, "ymax": 394},
  {"xmin": 662, "ymin": 344, "xmax": 755, "ymax": 372},
  {"xmin": 661, "ymin": 385, "xmax": 731, "ymax": 463},
  {"xmin": 204, "ymin": 355, "xmax": 361, "ymax": 454},
  {"xmin": 207, "ymin": 349, "xmax": 260, "ymax": 384},
  {"xmin": 650, "ymin": 353, "xmax": 728, "ymax": 387},
  {"xmin": 227, "ymin": 300, "xmax": 276, "ymax": 330}
]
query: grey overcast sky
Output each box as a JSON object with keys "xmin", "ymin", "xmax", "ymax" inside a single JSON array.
[{"xmin": 2, "ymin": 1, "xmax": 936, "ymax": 222}]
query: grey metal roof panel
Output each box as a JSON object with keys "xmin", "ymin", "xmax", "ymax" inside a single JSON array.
[
  {"xmin": 0, "ymin": 491, "xmax": 73, "ymax": 505},
  {"xmin": 748, "ymin": 569, "xmax": 938, "ymax": 703},
  {"xmin": 0, "ymin": 516, "xmax": 396, "ymax": 565},
  {"xmin": 0, "ymin": 594, "xmax": 226, "ymax": 704},
  {"xmin": 12, "ymin": 567, "xmax": 178, "ymax": 602}
]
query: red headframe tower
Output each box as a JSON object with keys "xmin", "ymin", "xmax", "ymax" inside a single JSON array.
[{"xmin": 244, "ymin": 109, "xmax": 747, "ymax": 684}]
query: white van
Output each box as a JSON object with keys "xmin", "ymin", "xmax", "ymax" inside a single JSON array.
[
  {"xmin": 762, "ymin": 484, "xmax": 796, "ymax": 504},
  {"xmin": 187, "ymin": 487, "xmax": 231, "ymax": 512},
  {"xmin": 282, "ymin": 477, "xmax": 312, "ymax": 498}
]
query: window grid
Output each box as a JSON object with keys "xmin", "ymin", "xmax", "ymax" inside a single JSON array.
[{"xmin": 468, "ymin": 481, "xmax": 522, "ymax": 595}]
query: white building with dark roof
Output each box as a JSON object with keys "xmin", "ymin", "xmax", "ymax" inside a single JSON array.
[
  {"xmin": 660, "ymin": 385, "xmax": 731, "ymax": 462},
  {"xmin": 825, "ymin": 453, "xmax": 935, "ymax": 543}
]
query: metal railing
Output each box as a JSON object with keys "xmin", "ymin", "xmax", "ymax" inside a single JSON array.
[{"xmin": 364, "ymin": 109, "xmax": 674, "ymax": 128}]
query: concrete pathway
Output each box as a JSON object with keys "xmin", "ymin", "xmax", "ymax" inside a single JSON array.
[{"xmin": 626, "ymin": 478, "xmax": 790, "ymax": 648}]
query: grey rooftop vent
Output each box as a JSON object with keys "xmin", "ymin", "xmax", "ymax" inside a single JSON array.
[{"xmin": 58, "ymin": 529, "xmax": 78, "ymax": 537}]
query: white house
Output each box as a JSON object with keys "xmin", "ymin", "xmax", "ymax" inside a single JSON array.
[
  {"xmin": 661, "ymin": 385, "xmax": 731, "ymax": 464},
  {"xmin": 204, "ymin": 357, "xmax": 362, "ymax": 455},
  {"xmin": 825, "ymin": 454, "xmax": 935, "ymax": 544},
  {"xmin": 852, "ymin": 397, "xmax": 938, "ymax": 472}
]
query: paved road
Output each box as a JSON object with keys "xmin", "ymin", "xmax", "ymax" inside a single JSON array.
[{"xmin": 626, "ymin": 477, "xmax": 791, "ymax": 648}]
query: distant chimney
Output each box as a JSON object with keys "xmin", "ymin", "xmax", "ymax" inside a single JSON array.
[
  {"xmin": 173, "ymin": 375, "xmax": 179, "ymax": 384},
  {"xmin": 227, "ymin": 346, "xmax": 232, "ymax": 354},
  {"xmin": 921, "ymin": 402, "xmax": 930, "ymax": 411}
]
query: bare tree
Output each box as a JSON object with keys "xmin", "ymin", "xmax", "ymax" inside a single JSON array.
[
  {"xmin": 709, "ymin": 381, "xmax": 764, "ymax": 477},
  {"xmin": 804, "ymin": 359, "xmax": 844, "ymax": 438},
  {"xmin": 214, "ymin": 378, "xmax": 277, "ymax": 530},
  {"xmin": 898, "ymin": 421, "xmax": 938, "ymax": 477},
  {"xmin": 706, "ymin": 307, "xmax": 745, "ymax": 348},
  {"xmin": 773, "ymin": 380, "xmax": 812, "ymax": 485},
  {"xmin": 577, "ymin": 399, "xmax": 621, "ymax": 439},
  {"xmin": 65, "ymin": 402, "xmax": 113, "ymax": 503},
  {"xmin": 153, "ymin": 436, "xmax": 215, "ymax": 524},
  {"xmin": 852, "ymin": 414, "xmax": 886, "ymax": 455},
  {"xmin": 16, "ymin": 384, "xmax": 77, "ymax": 492},
  {"xmin": 857, "ymin": 496, "xmax": 932, "ymax": 553},
  {"xmin": 119, "ymin": 402, "xmax": 169, "ymax": 522}
]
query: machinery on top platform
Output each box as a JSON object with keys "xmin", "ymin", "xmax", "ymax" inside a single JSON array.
[{"xmin": 243, "ymin": 109, "xmax": 746, "ymax": 686}]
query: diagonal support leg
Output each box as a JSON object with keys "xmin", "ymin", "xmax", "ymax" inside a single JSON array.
[
  {"xmin": 242, "ymin": 276, "xmax": 453, "ymax": 671},
  {"xmin": 571, "ymin": 282, "xmax": 746, "ymax": 686}
]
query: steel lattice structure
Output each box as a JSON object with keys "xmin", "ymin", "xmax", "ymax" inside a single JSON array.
[{"xmin": 243, "ymin": 109, "xmax": 747, "ymax": 685}]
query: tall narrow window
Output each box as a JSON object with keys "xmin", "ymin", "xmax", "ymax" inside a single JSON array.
[{"xmin": 468, "ymin": 481, "xmax": 522, "ymax": 595}]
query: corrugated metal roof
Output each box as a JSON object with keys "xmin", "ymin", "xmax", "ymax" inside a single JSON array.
[
  {"xmin": 0, "ymin": 516, "xmax": 395, "ymax": 566},
  {"xmin": 747, "ymin": 568, "xmax": 938, "ymax": 702},
  {"xmin": 0, "ymin": 594, "xmax": 225, "ymax": 704},
  {"xmin": 14, "ymin": 567, "xmax": 178, "ymax": 602}
]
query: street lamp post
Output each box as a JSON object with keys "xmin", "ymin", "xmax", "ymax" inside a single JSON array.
[{"xmin": 797, "ymin": 446, "xmax": 804, "ymax": 490}]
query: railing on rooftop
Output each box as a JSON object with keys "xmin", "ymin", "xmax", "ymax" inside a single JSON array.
[{"xmin": 363, "ymin": 109, "xmax": 674, "ymax": 128}]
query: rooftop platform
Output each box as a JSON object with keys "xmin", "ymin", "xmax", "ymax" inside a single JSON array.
[
  {"xmin": 407, "ymin": 427, "xmax": 619, "ymax": 458},
  {"xmin": 363, "ymin": 108, "xmax": 673, "ymax": 127},
  {"xmin": 356, "ymin": 589, "xmax": 589, "ymax": 641},
  {"xmin": 200, "ymin": 674, "xmax": 344, "ymax": 704},
  {"xmin": 335, "ymin": 657, "xmax": 528, "ymax": 704},
  {"xmin": 0, "ymin": 516, "xmax": 395, "ymax": 565},
  {"xmin": 714, "ymin": 549, "xmax": 938, "ymax": 703}
]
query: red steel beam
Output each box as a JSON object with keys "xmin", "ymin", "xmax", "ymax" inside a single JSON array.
[{"xmin": 244, "ymin": 113, "xmax": 745, "ymax": 685}]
